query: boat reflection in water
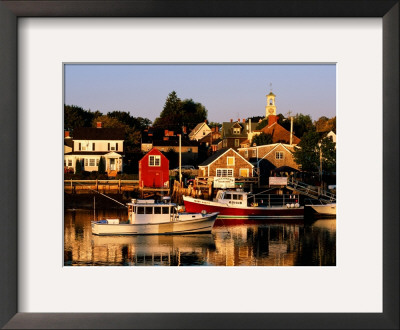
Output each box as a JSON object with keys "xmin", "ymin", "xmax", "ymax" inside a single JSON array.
[
  {"xmin": 64, "ymin": 209, "xmax": 336, "ymax": 266},
  {"xmin": 91, "ymin": 234, "xmax": 216, "ymax": 266}
]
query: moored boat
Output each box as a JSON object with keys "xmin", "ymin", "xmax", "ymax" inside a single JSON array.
[
  {"xmin": 91, "ymin": 197, "xmax": 219, "ymax": 235},
  {"xmin": 305, "ymin": 202, "xmax": 336, "ymax": 217},
  {"xmin": 183, "ymin": 189, "xmax": 303, "ymax": 220}
]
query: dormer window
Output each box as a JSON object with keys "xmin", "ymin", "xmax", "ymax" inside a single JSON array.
[{"xmin": 233, "ymin": 127, "xmax": 241, "ymax": 134}]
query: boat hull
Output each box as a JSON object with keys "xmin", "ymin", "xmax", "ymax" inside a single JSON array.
[
  {"xmin": 91, "ymin": 212, "xmax": 218, "ymax": 235},
  {"xmin": 183, "ymin": 196, "xmax": 303, "ymax": 219},
  {"xmin": 305, "ymin": 204, "xmax": 336, "ymax": 217}
]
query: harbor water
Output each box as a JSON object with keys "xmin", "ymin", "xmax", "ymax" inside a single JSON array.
[{"xmin": 64, "ymin": 208, "xmax": 336, "ymax": 266}]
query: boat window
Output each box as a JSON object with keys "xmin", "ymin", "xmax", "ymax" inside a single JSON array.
[
  {"xmin": 145, "ymin": 207, "xmax": 153, "ymax": 214},
  {"xmin": 154, "ymin": 207, "xmax": 161, "ymax": 214},
  {"xmin": 232, "ymin": 194, "xmax": 243, "ymax": 200},
  {"xmin": 162, "ymin": 207, "xmax": 169, "ymax": 214},
  {"xmin": 137, "ymin": 207, "xmax": 144, "ymax": 214},
  {"xmin": 224, "ymin": 194, "xmax": 232, "ymax": 199}
]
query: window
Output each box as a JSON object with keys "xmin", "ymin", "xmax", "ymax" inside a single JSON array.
[
  {"xmin": 78, "ymin": 142, "xmax": 81, "ymax": 151},
  {"xmin": 149, "ymin": 155, "xmax": 161, "ymax": 166},
  {"xmin": 227, "ymin": 157, "xmax": 235, "ymax": 166},
  {"xmin": 276, "ymin": 151, "xmax": 284, "ymax": 159},
  {"xmin": 92, "ymin": 143, "xmax": 95, "ymax": 151},
  {"xmin": 137, "ymin": 207, "xmax": 144, "ymax": 214},
  {"xmin": 89, "ymin": 159, "xmax": 95, "ymax": 166},
  {"xmin": 96, "ymin": 159, "xmax": 99, "ymax": 166},
  {"xmin": 232, "ymin": 194, "xmax": 243, "ymax": 200},
  {"xmin": 108, "ymin": 143, "xmax": 110, "ymax": 151},
  {"xmin": 224, "ymin": 194, "xmax": 232, "ymax": 200},
  {"xmin": 239, "ymin": 168, "xmax": 249, "ymax": 177},
  {"xmin": 252, "ymin": 149, "xmax": 257, "ymax": 157},
  {"xmin": 85, "ymin": 159, "xmax": 88, "ymax": 166},
  {"xmin": 116, "ymin": 143, "xmax": 118, "ymax": 151},
  {"xmin": 233, "ymin": 127, "xmax": 240, "ymax": 134},
  {"xmin": 68, "ymin": 159, "xmax": 72, "ymax": 167},
  {"xmin": 216, "ymin": 168, "xmax": 234, "ymax": 177},
  {"xmin": 154, "ymin": 207, "xmax": 161, "ymax": 214},
  {"xmin": 244, "ymin": 150, "xmax": 248, "ymax": 158},
  {"xmin": 145, "ymin": 207, "xmax": 153, "ymax": 214},
  {"xmin": 162, "ymin": 207, "xmax": 169, "ymax": 214},
  {"xmin": 223, "ymin": 140, "xmax": 227, "ymax": 147},
  {"xmin": 235, "ymin": 139, "xmax": 240, "ymax": 147}
]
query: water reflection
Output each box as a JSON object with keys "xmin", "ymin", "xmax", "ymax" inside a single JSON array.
[{"xmin": 64, "ymin": 210, "xmax": 336, "ymax": 266}]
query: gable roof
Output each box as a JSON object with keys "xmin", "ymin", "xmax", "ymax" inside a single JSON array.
[
  {"xmin": 139, "ymin": 148, "xmax": 167, "ymax": 161},
  {"xmin": 221, "ymin": 121, "xmax": 258, "ymax": 139},
  {"xmin": 73, "ymin": 127, "xmax": 125, "ymax": 140},
  {"xmin": 199, "ymin": 148, "xmax": 254, "ymax": 168},
  {"xmin": 188, "ymin": 122, "xmax": 210, "ymax": 138},
  {"xmin": 260, "ymin": 122, "xmax": 300, "ymax": 144}
]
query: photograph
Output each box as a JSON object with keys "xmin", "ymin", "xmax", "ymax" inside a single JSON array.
[{"xmin": 63, "ymin": 64, "xmax": 337, "ymax": 266}]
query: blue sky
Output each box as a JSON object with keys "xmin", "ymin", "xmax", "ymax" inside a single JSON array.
[{"xmin": 64, "ymin": 64, "xmax": 336, "ymax": 123}]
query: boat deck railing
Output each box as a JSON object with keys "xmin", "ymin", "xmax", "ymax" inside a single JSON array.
[
  {"xmin": 287, "ymin": 179, "xmax": 336, "ymax": 203},
  {"xmin": 248, "ymin": 194, "xmax": 300, "ymax": 207}
]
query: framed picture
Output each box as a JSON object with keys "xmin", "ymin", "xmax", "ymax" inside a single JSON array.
[{"xmin": 0, "ymin": 0, "xmax": 398, "ymax": 329}]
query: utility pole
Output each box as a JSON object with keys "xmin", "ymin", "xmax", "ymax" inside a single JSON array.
[
  {"xmin": 178, "ymin": 134, "xmax": 182, "ymax": 186},
  {"xmin": 287, "ymin": 110, "xmax": 293, "ymax": 145}
]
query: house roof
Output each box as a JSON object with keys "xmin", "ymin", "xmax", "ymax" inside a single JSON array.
[
  {"xmin": 64, "ymin": 138, "xmax": 73, "ymax": 148},
  {"xmin": 199, "ymin": 148, "xmax": 254, "ymax": 168},
  {"xmin": 73, "ymin": 127, "xmax": 125, "ymax": 140},
  {"xmin": 260, "ymin": 122, "xmax": 300, "ymax": 144},
  {"xmin": 188, "ymin": 122, "xmax": 210, "ymax": 138},
  {"xmin": 65, "ymin": 151, "xmax": 124, "ymax": 156},
  {"xmin": 222, "ymin": 121, "xmax": 257, "ymax": 139}
]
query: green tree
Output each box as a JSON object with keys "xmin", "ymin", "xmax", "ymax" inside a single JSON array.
[
  {"xmin": 251, "ymin": 133, "xmax": 273, "ymax": 146},
  {"xmin": 153, "ymin": 91, "xmax": 208, "ymax": 133},
  {"xmin": 153, "ymin": 91, "xmax": 182, "ymax": 129},
  {"xmin": 75, "ymin": 159, "xmax": 82, "ymax": 174},
  {"xmin": 98, "ymin": 156, "xmax": 106, "ymax": 173},
  {"xmin": 320, "ymin": 136, "xmax": 336, "ymax": 173},
  {"xmin": 293, "ymin": 131, "xmax": 320, "ymax": 172},
  {"xmin": 293, "ymin": 131, "xmax": 336, "ymax": 175},
  {"xmin": 64, "ymin": 105, "xmax": 99, "ymax": 131}
]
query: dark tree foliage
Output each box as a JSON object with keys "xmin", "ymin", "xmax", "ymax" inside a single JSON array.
[
  {"xmin": 75, "ymin": 159, "xmax": 82, "ymax": 174},
  {"xmin": 98, "ymin": 156, "xmax": 106, "ymax": 173},
  {"xmin": 153, "ymin": 91, "xmax": 208, "ymax": 133},
  {"xmin": 251, "ymin": 133, "xmax": 273, "ymax": 146},
  {"xmin": 293, "ymin": 131, "xmax": 336, "ymax": 174},
  {"xmin": 64, "ymin": 105, "xmax": 99, "ymax": 131}
]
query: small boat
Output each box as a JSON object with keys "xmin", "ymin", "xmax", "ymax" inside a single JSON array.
[
  {"xmin": 183, "ymin": 189, "xmax": 304, "ymax": 220},
  {"xmin": 305, "ymin": 202, "xmax": 336, "ymax": 217},
  {"xmin": 91, "ymin": 197, "xmax": 219, "ymax": 235}
]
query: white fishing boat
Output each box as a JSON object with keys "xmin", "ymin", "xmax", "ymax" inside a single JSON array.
[{"xmin": 91, "ymin": 197, "xmax": 219, "ymax": 235}]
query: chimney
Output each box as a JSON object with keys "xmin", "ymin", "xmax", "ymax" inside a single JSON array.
[
  {"xmin": 242, "ymin": 118, "xmax": 245, "ymax": 123},
  {"xmin": 183, "ymin": 126, "xmax": 187, "ymax": 134},
  {"xmin": 96, "ymin": 122, "xmax": 102, "ymax": 128},
  {"xmin": 64, "ymin": 131, "xmax": 70, "ymax": 138},
  {"xmin": 249, "ymin": 119, "xmax": 252, "ymax": 134},
  {"xmin": 164, "ymin": 129, "xmax": 169, "ymax": 136},
  {"xmin": 268, "ymin": 115, "xmax": 278, "ymax": 126},
  {"xmin": 238, "ymin": 118, "xmax": 240, "ymax": 122},
  {"xmin": 230, "ymin": 119, "xmax": 233, "ymax": 123}
]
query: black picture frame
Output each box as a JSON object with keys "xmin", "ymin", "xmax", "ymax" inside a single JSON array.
[{"xmin": 0, "ymin": 1, "xmax": 398, "ymax": 329}]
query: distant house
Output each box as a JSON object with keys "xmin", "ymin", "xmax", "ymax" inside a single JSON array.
[
  {"xmin": 327, "ymin": 131, "xmax": 336, "ymax": 143},
  {"xmin": 238, "ymin": 143, "xmax": 300, "ymax": 185},
  {"xmin": 254, "ymin": 115, "xmax": 301, "ymax": 145},
  {"xmin": 198, "ymin": 126, "xmax": 222, "ymax": 153},
  {"xmin": 198, "ymin": 148, "xmax": 254, "ymax": 179},
  {"xmin": 221, "ymin": 119, "xmax": 258, "ymax": 150},
  {"xmin": 64, "ymin": 122, "xmax": 125, "ymax": 175},
  {"xmin": 188, "ymin": 122, "xmax": 212, "ymax": 141},
  {"xmin": 139, "ymin": 148, "xmax": 169, "ymax": 188}
]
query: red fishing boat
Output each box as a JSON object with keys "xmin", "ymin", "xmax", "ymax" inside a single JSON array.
[{"xmin": 183, "ymin": 189, "xmax": 304, "ymax": 220}]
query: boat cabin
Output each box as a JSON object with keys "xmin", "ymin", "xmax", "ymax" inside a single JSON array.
[
  {"xmin": 127, "ymin": 197, "xmax": 176, "ymax": 224},
  {"xmin": 214, "ymin": 190, "xmax": 248, "ymax": 207}
]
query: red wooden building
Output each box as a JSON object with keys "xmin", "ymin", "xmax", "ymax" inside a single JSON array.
[{"xmin": 139, "ymin": 148, "xmax": 169, "ymax": 188}]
